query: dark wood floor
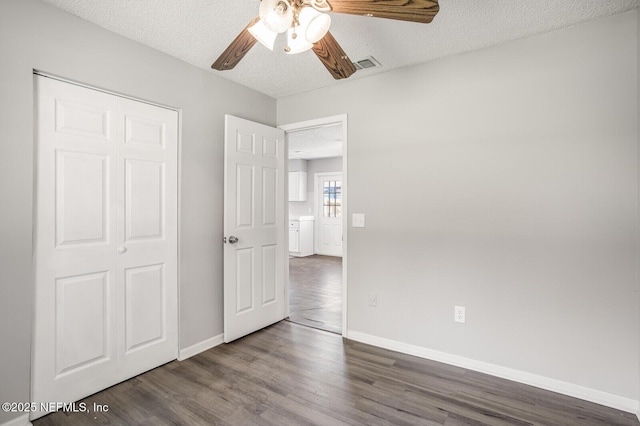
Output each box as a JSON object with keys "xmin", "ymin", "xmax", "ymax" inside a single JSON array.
[
  {"xmin": 34, "ymin": 321, "xmax": 638, "ymax": 426},
  {"xmin": 288, "ymin": 255, "xmax": 342, "ymax": 334}
]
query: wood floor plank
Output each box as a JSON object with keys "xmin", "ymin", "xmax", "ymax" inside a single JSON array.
[
  {"xmin": 34, "ymin": 321, "xmax": 639, "ymax": 426},
  {"xmin": 288, "ymin": 255, "xmax": 342, "ymax": 334}
]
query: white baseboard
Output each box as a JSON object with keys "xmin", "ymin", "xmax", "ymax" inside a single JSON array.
[
  {"xmin": 347, "ymin": 330, "xmax": 640, "ymax": 415},
  {"xmin": 178, "ymin": 333, "xmax": 223, "ymax": 361},
  {"xmin": 0, "ymin": 414, "xmax": 31, "ymax": 426}
]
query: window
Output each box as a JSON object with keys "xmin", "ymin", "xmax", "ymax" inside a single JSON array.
[{"xmin": 323, "ymin": 180, "xmax": 342, "ymax": 217}]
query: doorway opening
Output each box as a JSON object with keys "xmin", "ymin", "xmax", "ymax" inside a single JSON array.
[{"xmin": 281, "ymin": 115, "xmax": 348, "ymax": 336}]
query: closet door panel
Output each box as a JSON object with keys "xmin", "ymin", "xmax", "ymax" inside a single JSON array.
[
  {"xmin": 116, "ymin": 98, "xmax": 178, "ymax": 381},
  {"xmin": 33, "ymin": 76, "xmax": 179, "ymax": 419},
  {"xmin": 33, "ymin": 77, "xmax": 119, "ymax": 419}
]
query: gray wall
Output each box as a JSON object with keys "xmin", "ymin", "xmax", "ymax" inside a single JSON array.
[
  {"xmin": 288, "ymin": 159, "xmax": 309, "ymax": 172},
  {"xmin": 306, "ymin": 157, "xmax": 343, "ymax": 193},
  {"xmin": 0, "ymin": 0, "xmax": 275, "ymax": 423},
  {"xmin": 0, "ymin": 1, "xmax": 637, "ymax": 422},
  {"xmin": 279, "ymin": 11, "xmax": 638, "ymax": 400},
  {"xmin": 289, "ymin": 157, "xmax": 343, "ymax": 218}
]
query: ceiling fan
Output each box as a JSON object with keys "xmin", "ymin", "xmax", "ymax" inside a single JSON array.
[{"xmin": 212, "ymin": 0, "xmax": 440, "ymax": 80}]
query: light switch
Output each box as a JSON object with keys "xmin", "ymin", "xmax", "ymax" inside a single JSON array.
[{"xmin": 352, "ymin": 213, "xmax": 365, "ymax": 228}]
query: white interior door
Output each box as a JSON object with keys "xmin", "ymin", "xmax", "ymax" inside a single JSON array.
[
  {"xmin": 116, "ymin": 97, "xmax": 178, "ymax": 380},
  {"xmin": 32, "ymin": 76, "xmax": 178, "ymax": 418},
  {"xmin": 224, "ymin": 115, "xmax": 285, "ymax": 342},
  {"xmin": 33, "ymin": 77, "xmax": 119, "ymax": 416},
  {"xmin": 316, "ymin": 173, "xmax": 343, "ymax": 257}
]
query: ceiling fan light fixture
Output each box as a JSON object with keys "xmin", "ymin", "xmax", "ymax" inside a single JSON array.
[
  {"xmin": 297, "ymin": 6, "xmax": 331, "ymax": 44},
  {"xmin": 247, "ymin": 19, "xmax": 277, "ymax": 50},
  {"xmin": 285, "ymin": 27, "xmax": 313, "ymax": 54},
  {"xmin": 259, "ymin": 0, "xmax": 294, "ymax": 33},
  {"xmin": 305, "ymin": 12, "xmax": 331, "ymax": 43},
  {"xmin": 212, "ymin": 0, "xmax": 439, "ymax": 80}
]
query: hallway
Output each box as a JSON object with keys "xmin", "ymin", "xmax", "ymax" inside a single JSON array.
[{"xmin": 288, "ymin": 255, "xmax": 342, "ymax": 334}]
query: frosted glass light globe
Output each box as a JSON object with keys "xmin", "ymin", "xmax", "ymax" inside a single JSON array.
[
  {"xmin": 259, "ymin": 0, "xmax": 294, "ymax": 33},
  {"xmin": 301, "ymin": 8, "xmax": 331, "ymax": 43}
]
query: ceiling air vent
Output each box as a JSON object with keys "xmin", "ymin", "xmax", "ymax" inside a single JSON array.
[{"xmin": 353, "ymin": 56, "xmax": 381, "ymax": 71}]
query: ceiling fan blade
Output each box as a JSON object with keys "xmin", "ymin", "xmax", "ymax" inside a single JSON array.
[
  {"xmin": 327, "ymin": 0, "xmax": 439, "ymax": 24},
  {"xmin": 212, "ymin": 17, "xmax": 260, "ymax": 71},
  {"xmin": 312, "ymin": 31, "xmax": 356, "ymax": 80}
]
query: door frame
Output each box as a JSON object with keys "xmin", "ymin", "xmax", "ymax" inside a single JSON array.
[
  {"xmin": 279, "ymin": 114, "xmax": 348, "ymax": 338},
  {"xmin": 314, "ymin": 172, "xmax": 343, "ymax": 256},
  {"xmin": 31, "ymin": 71, "xmax": 183, "ymax": 399}
]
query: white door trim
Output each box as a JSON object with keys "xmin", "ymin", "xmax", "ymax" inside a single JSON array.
[
  {"xmin": 33, "ymin": 70, "xmax": 179, "ymax": 112},
  {"xmin": 279, "ymin": 114, "xmax": 349, "ymax": 337}
]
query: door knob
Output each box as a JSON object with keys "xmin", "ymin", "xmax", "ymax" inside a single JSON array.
[
  {"xmin": 118, "ymin": 246, "xmax": 128, "ymax": 254},
  {"xmin": 228, "ymin": 236, "xmax": 239, "ymax": 244}
]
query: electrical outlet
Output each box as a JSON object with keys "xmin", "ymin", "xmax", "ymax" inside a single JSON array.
[
  {"xmin": 368, "ymin": 293, "xmax": 378, "ymax": 307},
  {"xmin": 454, "ymin": 306, "xmax": 465, "ymax": 323}
]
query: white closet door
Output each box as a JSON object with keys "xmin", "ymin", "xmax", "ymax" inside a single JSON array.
[
  {"xmin": 33, "ymin": 77, "xmax": 120, "ymax": 414},
  {"xmin": 116, "ymin": 97, "xmax": 178, "ymax": 380},
  {"xmin": 32, "ymin": 76, "xmax": 178, "ymax": 419}
]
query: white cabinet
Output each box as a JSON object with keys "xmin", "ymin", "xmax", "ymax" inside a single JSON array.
[
  {"xmin": 289, "ymin": 221, "xmax": 300, "ymax": 252},
  {"xmin": 289, "ymin": 217, "xmax": 314, "ymax": 257},
  {"xmin": 288, "ymin": 171, "xmax": 307, "ymax": 202}
]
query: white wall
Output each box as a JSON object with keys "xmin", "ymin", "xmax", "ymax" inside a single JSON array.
[
  {"xmin": 279, "ymin": 11, "xmax": 639, "ymax": 404},
  {"xmin": 0, "ymin": 0, "xmax": 275, "ymax": 423}
]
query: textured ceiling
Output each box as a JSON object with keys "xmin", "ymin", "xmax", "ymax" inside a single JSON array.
[
  {"xmin": 288, "ymin": 124, "xmax": 343, "ymax": 160},
  {"xmin": 41, "ymin": 0, "xmax": 638, "ymax": 99}
]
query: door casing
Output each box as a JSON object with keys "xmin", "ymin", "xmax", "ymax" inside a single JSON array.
[{"xmin": 279, "ymin": 114, "xmax": 349, "ymax": 337}]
